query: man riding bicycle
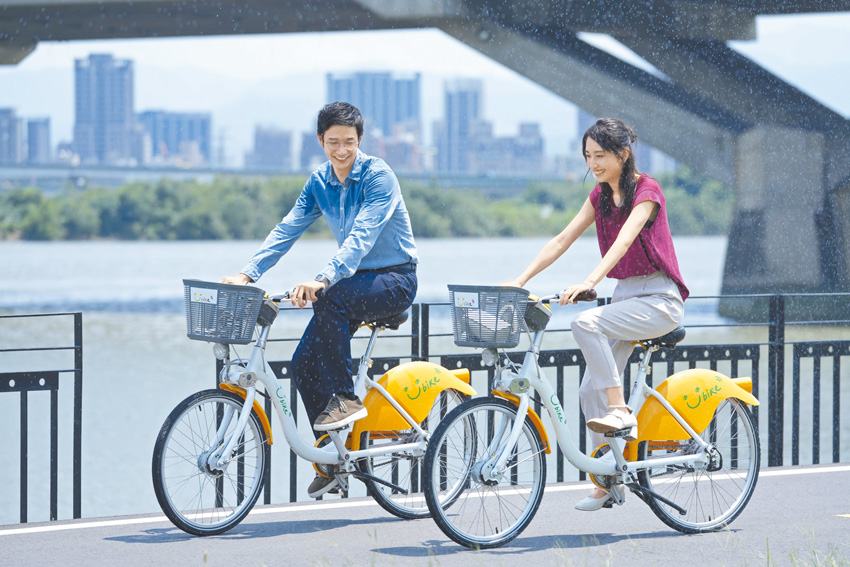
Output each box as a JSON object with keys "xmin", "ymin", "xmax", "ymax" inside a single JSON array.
[{"xmin": 222, "ymin": 102, "xmax": 419, "ymax": 497}]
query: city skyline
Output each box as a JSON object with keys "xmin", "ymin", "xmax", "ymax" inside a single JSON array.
[
  {"xmin": 1, "ymin": 14, "xmax": 848, "ymax": 169},
  {"xmin": 1, "ymin": 59, "xmax": 555, "ymax": 175}
]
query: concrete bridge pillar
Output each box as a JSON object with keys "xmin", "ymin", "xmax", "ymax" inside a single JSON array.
[
  {"xmin": 720, "ymin": 126, "xmax": 849, "ymax": 320},
  {"xmin": 723, "ymin": 126, "xmax": 825, "ymax": 294}
]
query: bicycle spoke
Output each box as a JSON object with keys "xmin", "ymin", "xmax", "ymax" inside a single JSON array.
[
  {"xmin": 637, "ymin": 398, "xmax": 760, "ymax": 533},
  {"xmin": 425, "ymin": 398, "xmax": 546, "ymax": 549},
  {"xmin": 153, "ymin": 390, "xmax": 267, "ymax": 535}
]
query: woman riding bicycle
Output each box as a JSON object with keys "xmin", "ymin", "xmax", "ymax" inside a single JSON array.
[{"xmin": 503, "ymin": 117, "xmax": 689, "ymax": 511}]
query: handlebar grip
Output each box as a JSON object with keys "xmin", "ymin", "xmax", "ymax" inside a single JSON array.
[
  {"xmin": 551, "ymin": 289, "xmax": 598, "ymax": 303},
  {"xmin": 271, "ymin": 288, "xmax": 324, "ymax": 302},
  {"xmin": 573, "ymin": 289, "xmax": 597, "ymax": 302}
]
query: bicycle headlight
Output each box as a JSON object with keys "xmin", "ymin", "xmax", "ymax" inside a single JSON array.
[
  {"xmin": 212, "ymin": 343, "xmax": 230, "ymax": 361},
  {"xmin": 481, "ymin": 348, "xmax": 498, "ymax": 367}
]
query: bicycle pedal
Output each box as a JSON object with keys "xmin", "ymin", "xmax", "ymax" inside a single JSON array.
[{"xmin": 604, "ymin": 429, "xmax": 633, "ymax": 439}]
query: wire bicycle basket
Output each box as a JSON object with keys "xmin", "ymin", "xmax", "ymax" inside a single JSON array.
[
  {"xmin": 183, "ymin": 279, "xmax": 266, "ymax": 344},
  {"xmin": 447, "ymin": 285, "xmax": 530, "ymax": 348}
]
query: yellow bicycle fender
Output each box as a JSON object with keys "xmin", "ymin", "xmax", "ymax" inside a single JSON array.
[
  {"xmin": 492, "ymin": 391, "xmax": 552, "ymax": 454},
  {"xmin": 637, "ymin": 369, "xmax": 759, "ymax": 442},
  {"xmin": 733, "ymin": 377, "xmax": 754, "ymax": 394},
  {"xmin": 218, "ymin": 383, "xmax": 273, "ymax": 445},
  {"xmin": 350, "ymin": 362, "xmax": 476, "ymax": 450}
]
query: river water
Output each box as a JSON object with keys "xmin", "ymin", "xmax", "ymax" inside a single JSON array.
[{"xmin": 1, "ymin": 236, "xmax": 847, "ymax": 525}]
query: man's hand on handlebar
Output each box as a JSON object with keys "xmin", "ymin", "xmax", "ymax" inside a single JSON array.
[
  {"xmin": 220, "ymin": 273, "xmax": 252, "ymax": 286},
  {"xmin": 290, "ymin": 279, "xmax": 326, "ymax": 308}
]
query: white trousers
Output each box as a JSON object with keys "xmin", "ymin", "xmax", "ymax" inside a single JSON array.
[{"xmin": 571, "ymin": 271, "xmax": 684, "ymax": 450}]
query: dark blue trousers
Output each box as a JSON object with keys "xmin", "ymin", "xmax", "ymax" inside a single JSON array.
[{"xmin": 291, "ymin": 267, "xmax": 417, "ymax": 435}]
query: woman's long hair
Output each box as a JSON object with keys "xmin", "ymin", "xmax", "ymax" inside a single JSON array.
[{"xmin": 582, "ymin": 118, "xmax": 640, "ymax": 218}]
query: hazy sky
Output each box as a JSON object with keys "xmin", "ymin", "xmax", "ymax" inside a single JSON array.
[{"xmin": 1, "ymin": 12, "xmax": 848, "ymax": 166}]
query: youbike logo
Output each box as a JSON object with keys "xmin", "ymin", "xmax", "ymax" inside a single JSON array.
[
  {"xmin": 550, "ymin": 394, "xmax": 567, "ymax": 423},
  {"xmin": 275, "ymin": 387, "xmax": 291, "ymax": 417},
  {"xmin": 454, "ymin": 293, "xmax": 479, "ymax": 308},
  {"xmin": 404, "ymin": 374, "xmax": 442, "ymax": 400},
  {"xmin": 191, "ymin": 287, "xmax": 218, "ymax": 304},
  {"xmin": 683, "ymin": 376, "xmax": 724, "ymax": 410}
]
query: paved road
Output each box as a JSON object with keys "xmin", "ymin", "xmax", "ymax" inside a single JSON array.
[{"xmin": 3, "ymin": 464, "xmax": 849, "ymax": 567}]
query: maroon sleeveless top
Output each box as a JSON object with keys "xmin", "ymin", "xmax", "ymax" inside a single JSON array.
[{"xmin": 590, "ymin": 175, "xmax": 689, "ymax": 301}]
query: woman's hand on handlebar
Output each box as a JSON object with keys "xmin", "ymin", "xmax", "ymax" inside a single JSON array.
[
  {"xmin": 559, "ymin": 282, "xmax": 595, "ymax": 305},
  {"xmin": 290, "ymin": 279, "xmax": 326, "ymax": 308},
  {"xmin": 499, "ymin": 278, "xmax": 525, "ymax": 288}
]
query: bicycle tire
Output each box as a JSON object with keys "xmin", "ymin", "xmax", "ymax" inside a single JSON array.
[
  {"xmin": 359, "ymin": 389, "xmax": 468, "ymax": 519},
  {"xmin": 423, "ymin": 397, "xmax": 547, "ymax": 549},
  {"xmin": 152, "ymin": 389, "xmax": 267, "ymax": 536},
  {"xmin": 636, "ymin": 397, "xmax": 760, "ymax": 533}
]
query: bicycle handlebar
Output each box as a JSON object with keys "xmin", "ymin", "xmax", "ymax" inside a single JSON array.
[
  {"xmin": 541, "ymin": 289, "xmax": 598, "ymax": 303},
  {"xmin": 270, "ymin": 288, "xmax": 325, "ymax": 303},
  {"xmin": 271, "ymin": 288, "xmax": 596, "ymax": 304}
]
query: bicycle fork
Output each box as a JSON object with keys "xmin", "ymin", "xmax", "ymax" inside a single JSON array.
[
  {"xmin": 205, "ymin": 387, "xmax": 259, "ymax": 472},
  {"xmin": 477, "ymin": 394, "xmax": 532, "ymax": 483}
]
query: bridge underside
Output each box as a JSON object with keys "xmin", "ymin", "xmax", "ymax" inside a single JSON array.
[{"xmin": 4, "ymin": 0, "xmax": 850, "ymax": 317}]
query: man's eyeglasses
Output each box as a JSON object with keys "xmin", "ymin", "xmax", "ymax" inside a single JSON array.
[{"xmin": 323, "ymin": 139, "xmax": 359, "ymax": 151}]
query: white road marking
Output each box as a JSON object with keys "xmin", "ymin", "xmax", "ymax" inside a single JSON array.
[{"xmin": 2, "ymin": 464, "xmax": 848, "ymax": 537}]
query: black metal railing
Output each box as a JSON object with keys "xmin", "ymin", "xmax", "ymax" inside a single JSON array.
[
  {"xmin": 0, "ymin": 293, "xmax": 850, "ymax": 523},
  {"xmin": 244, "ymin": 292, "xmax": 849, "ymax": 501},
  {"xmin": 0, "ymin": 312, "xmax": 83, "ymax": 523},
  {"xmin": 791, "ymin": 340, "xmax": 850, "ymax": 465},
  {"xmin": 7, "ymin": 293, "xmax": 847, "ymax": 522}
]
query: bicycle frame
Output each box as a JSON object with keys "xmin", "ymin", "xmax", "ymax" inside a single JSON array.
[
  {"xmin": 210, "ymin": 314, "xmax": 474, "ymax": 472},
  {"xmin": 486, "ymin": 325, "xmax": 744, "ymax": 481}
]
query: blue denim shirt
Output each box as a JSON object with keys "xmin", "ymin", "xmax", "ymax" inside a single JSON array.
[{"xmin": 241, "ymin": 150, "xmax": 418, "ymax": 286}]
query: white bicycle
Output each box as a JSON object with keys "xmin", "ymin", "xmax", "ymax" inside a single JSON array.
[
  {"xmin": 151, "ymin": 279, "xmax": 475, "ymax": 536},
  {"xmin": 423, "ymin": 285, "xmax": 761, "ymax": 548}
]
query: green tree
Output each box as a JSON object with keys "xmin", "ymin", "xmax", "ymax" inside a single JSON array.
[
  {"xmin": 60, "ymin": 192, "xmax": 101, "ymax": 239},
  {"xmin": 20, "ymin": 199, "xmax": 65, "ymax": 240},
  {"xmin": 0, "ymin": 167, "xmax": 735, "ymax": 241}
]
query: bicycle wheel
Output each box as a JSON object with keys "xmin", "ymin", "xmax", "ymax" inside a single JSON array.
[
  {"xmin": 360, "ymin": 388, "xmax": 468, "ymax": 519},
  {"xmin": 637, "ymin": 397, "xmax": 760, "ymax": 533},
  {"xmin": 152, "ymin": 389, "xmax": 268, "ymax": 536},
  {"xmin": 424, "ymin": 397, "xmax": 547, "ymax": 549}
]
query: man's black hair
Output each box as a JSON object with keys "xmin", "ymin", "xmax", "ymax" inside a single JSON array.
[{"xmin": 317, "ymin": 102, "xmax": 364, "ymax": 138}]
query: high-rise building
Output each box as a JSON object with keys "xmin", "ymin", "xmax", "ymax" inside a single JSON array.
[
  {"xmin": 73, "ymin": 53, "xmax": 135, "ymax": 164},
  {"xmin": 435, "ymin": 79, "xmax": 482, "ymax": 173},
  {"xmin": 514, "ymin": 122, "xmax": 545, "ymax": 173},
  {"xmin": 26, "ymin": 118, "xmax": 51, "ymax": 164},
  {"xmin": 138, "ymin": 110, "xmax": 212, "ymax": 166},
  {"xmin": 0, "ymin": 108, "xmax": 24, "ymax": 164},
  {"xmin": 326, "ymin": 71, "xmax": 421, "ymax": 140},
  {"xmin": 300, "ymin": 132, "xmax": 326, "ymax": 171},
  {"xmin": 577, "ymin": 109, "xmax": 676, "ymax": 174},
  {"xmin": 245, "ymin": 126, "xmax": 293, "ymax": 171},
  {"xmin": 467, "ymin": 121, "xmax": 545, "ymax": 176}
]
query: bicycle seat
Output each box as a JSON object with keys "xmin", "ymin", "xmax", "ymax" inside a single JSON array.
[
  {"xmin": 367, "ymin": 310, "xmax": 409, "ymax": 330},
  {"xmin": 640, "ymin": 326, "xmax": 686, "ymax": 349}
]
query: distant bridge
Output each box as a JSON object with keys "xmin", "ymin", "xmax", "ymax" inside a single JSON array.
[{"xmin": 3, "ymin": 0, "xmax": 850, "ymax": 308}]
